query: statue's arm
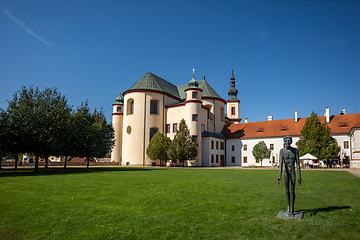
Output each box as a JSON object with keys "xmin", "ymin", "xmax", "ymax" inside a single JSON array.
[
  {"xmin": 278, "ymin": 150, "xmax": 283, "ymax": 183},
  {"xmin": 296, "ymin": 148, "xmax": 301, "ymax": 185}
]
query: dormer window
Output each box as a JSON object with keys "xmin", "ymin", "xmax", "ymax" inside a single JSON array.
[
  {"xmin": 338, "ymin": 122, "xmax": 349, "ymax": 127},
  {"xmin": 257, "ymin": 128, "xmax": 264, "ymax": 132},
  {"xmin": 280, "ymin": 126, "xmax": 288, "ymax": 131}
]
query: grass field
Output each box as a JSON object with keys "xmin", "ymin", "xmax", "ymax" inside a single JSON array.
[{"xmin": 0, "ymin": 167, "xmax": 359, "ymax": 239}]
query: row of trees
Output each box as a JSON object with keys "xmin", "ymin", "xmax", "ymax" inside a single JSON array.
[
  {"xmin": 0, "ymin": 86, "xmax": 114, "ymax": 172},
  {"xmin": 251, "ymin": 111, "xmax": 340, "ymax": 165},
  {"xmin": 146, "ymin": 119, "xmax": 198, "ymax": 167}
]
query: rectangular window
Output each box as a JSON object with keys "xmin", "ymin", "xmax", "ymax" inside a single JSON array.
[
  {"xmin": 211, "ymin": 140, "xmax": 214, "ymax": 149},
  {"xmin": 192, "ymin": 91, "xmax": 198, "ymax": 99},
  {"xmin": 173, "ymin": 123, "xmax": 177, "ymax": 133},
  {"xmin": 232, "ymin": 145, "xmax": 235, "ymax": 151},
  {"xmin": 231, "ymin": 156, "xmax": 235, "ymax": 163},
  {"xmin": 243, "ymin": 156, "xmax": 247, "ymax": 163},
  {"xmin": 211, "ymin": 154, "xmax": 214, "ymax": 163},
  {"xmin": 220, "ymin": 155, "xmax": 225, "ymax": 163},
  {"xmin": 220, "ymin": 142, "xmax": 225, "ymax": 150},
  {"xmin": 216, "ymin": 141, "xmax": 219, "ymax": 150},
  {"xmin": 244, "ymin": 144, "xmax": 247, "ymax": 151},
  {"xmin": 272, "ymin": 156, "xmax": 275, "ymax": 163},
  {"xmin": 117, "ymin": 106, "xmax": 122, "ymax": 112},
  {"xmin": 270, "ymin": 144, "xmax": 274, "ymax": 150},
  {"xmin": 166, "ymin": 124, "xmax": 170, "ymax": 133},
  {"xmin": 344, "ymin": 141, "xmax": 349, "ymax": 149},
  {"xmin": 256, "ymin": 159, "xmax": 260, "ymax": 163},
  {"xmin": 192, "ymin": 135, "xmax": 197, "ymax": 142},
  {"xmin": 150, "ymin": 128, "xmax": 158, "ymax": 141},
  {"xmin": 150, "ymin": 100, "xmax": 158, "ymax": 114},
  {"xmin": 192, "ymin": 114, "xmax": 198, "ymax": 121},
  {"xmin": 216, "ymin": 155, "xmax": 219, "ymax": 163}
]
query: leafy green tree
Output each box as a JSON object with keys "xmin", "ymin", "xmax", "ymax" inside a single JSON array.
[
  {"xmin": 169, "ymin": 119, "xmax": 198, "ymax": 167},
  {"xmin": 0, "ymin": 110, "xmax": 9, "ymax": 169},
  {"xmin": 5, "ymin": 86, "xmax": 73, "ymax": 172},
  {"xmin": 296, "ymin": 111, "xmax": 340, "ymax": 163},
  {"xmin": 146, "ymin": 132, "xmax": 172, "ymax": 166},
  {"xmin": 252, "ymin": 141, "xmax": 271, "ymax": 166},
  {"xmin": 72, "ymin": 101, "xmax": 114, "ymax": 170}
]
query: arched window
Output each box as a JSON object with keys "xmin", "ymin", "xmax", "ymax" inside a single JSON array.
[
  {"xmin": 150, "ymin": 127, "xmax": 158, "ymax": 141},
  {"xmin": 220, "ymin": 107, "xmax": 225, "ymax": 122},
  {"xmin": 127, "ymin": 99, "xmax": 134, "ymax": 115},
  {"xmin": 150, "ymin": 99, "xmax": 158, "ymax": 115},
  {"xmin": 231, "ymin": 107, "xmax": 235, "ymax": 115}
]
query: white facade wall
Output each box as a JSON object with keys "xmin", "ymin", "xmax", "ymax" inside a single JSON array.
[
  {"xmin": 350, "ymin": 129, "xmax": 360, "ymax": 168},
  {"xmin": 225, "ymin": 139, "xmax": 241, "ymax": 166},
  {"xmin": 202, "ymin": 137, "xmax": 225, "ymax": 167},
  {"xmin": 122, "ymin": 91, "xmax": 166, "ymax": 165},
  {"xmin": 111, "ymin": 103, "xmax": 123, "ymax": 162},
  {"xmin": 213, "ymin": 100, "xmax": 226, "ymax": 132},
  {"xmin": 239, "ymin": 137, "xmax": 300, "ymax": 167},
  {"xmin": 226, "ymin": 101, "xmax": 240, "ymax": 120},
  {"xmin": 332, "ymin": 134, "xmax": 351, "ymax": 160}
]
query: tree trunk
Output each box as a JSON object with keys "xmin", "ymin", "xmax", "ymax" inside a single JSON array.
[
  {"xmin": 45, "ymin": 157, "xmax": 48, "ymax": 168},
  {"xmin": 34, "ymin": 156, "xmax": 39, "ymax": 172},
  {"xmin": 15, "ymin": 155, "xmax": 18, "ymax": 171},
  {"xmin": 86, "ymin": 156, "xmax": 90, "ymax": 170},
  {"xmin": 64, "ymin": 156, "xmax": 68, "ymax": 169}
]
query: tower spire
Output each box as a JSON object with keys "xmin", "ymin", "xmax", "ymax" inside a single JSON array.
[{"xmin": 228, "ymin": 68, "xmax": 238, "ymax": 101}]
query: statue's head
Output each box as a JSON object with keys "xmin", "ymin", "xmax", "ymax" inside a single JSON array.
[{"xmin": 283, "ymin": 136, "xmax": 292, "ymax": 148}]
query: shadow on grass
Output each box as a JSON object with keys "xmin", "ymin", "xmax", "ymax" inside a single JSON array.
[
  {"xmin": 0, "ymin": 166, "xmax": 166, "ymax": 178},
  {"xmin": 298, "ymin": 206, "xmax": 351, "ymax": 216}
]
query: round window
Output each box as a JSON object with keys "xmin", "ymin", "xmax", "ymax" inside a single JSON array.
[{"xmin": 127, "ymin": 126, "xmax": 132, "ymax": 135}]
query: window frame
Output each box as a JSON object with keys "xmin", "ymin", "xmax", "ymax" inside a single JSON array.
[{"xmin": 150, "ymin": 99, "xmax": 158, "ymax": 115}]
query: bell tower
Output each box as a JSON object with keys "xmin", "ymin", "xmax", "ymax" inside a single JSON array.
[
  {"xmin": 226, "ymin": 68, "xmax": 241, "ymax": 123},
  {"xmin": 111, "ymin": 91, "xmax": 124, "ymax": 162}
]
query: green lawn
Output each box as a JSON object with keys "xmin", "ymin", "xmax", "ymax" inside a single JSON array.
[{"xmin": 0, "ymin": 167, "xmax": 359, "ymax": 239}]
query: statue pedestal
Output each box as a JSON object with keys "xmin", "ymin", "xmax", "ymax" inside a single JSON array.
[{"xmin": 277, "ymin": 211, "xmax": 303, "ymax": 220}]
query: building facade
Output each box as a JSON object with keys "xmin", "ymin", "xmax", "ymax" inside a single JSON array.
[{"xmin": 111, "ymin": 71, "xmax": 360, "ymax": 168}]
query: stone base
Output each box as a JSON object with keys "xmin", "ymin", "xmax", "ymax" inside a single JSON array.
[{"xmin": 277, "ymin": 211, "xmax": 303, "ymax": 220}]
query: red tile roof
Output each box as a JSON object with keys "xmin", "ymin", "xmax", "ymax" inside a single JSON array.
[{"xmin": 222, "ymin": 113, "xmax": 360, "ymax": 139}]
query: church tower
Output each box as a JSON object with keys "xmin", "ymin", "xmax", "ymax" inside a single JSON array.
[
  {"xmin": 111, "ymin": 91, "xmax": 124, "ymax": 162},
  {"xmin": 226, "ymin": 68, "xmax": 241, "ymax": 123},
  {"xmin": 184, "ymin": 69, "xmax": 203, "ymax": 166}
]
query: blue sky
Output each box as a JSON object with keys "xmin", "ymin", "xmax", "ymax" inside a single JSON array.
[{"xmin": 1, "ymin": 0, "xmax": 360, "ymax": 123}]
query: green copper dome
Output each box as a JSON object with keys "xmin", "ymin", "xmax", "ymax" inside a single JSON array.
[
  {"xmin": 115, "ymin": 92, "xmax": 124, "ymax": 104},
  {"xmin": 188, "ymin": 76, "xmax": 199, "ymax": 88}
]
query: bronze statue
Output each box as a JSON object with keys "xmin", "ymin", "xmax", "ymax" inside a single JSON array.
[{"xmin": 277, "ymin": 136, "xmax": 302, "ymax": 218}]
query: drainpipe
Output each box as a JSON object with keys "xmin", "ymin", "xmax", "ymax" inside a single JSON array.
[{"xmin": 143, "ymin": 93, "xmax": 147, "ymax": 166}]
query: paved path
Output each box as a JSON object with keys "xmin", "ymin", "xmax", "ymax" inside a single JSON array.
[{"xmin": 347, "ymin": 169, "xmax": 360, "ymax": 178}]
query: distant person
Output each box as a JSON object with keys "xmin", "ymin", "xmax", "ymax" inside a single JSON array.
[{"xmin": 277, "ymin": 136, "xmax": 301, "ymax": 217}]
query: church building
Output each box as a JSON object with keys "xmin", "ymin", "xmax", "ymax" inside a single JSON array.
[{"xmin": 111, "ymin": 70, "xmax": 360, "ymax": 168}]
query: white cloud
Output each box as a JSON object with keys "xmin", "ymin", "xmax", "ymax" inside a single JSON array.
[{"xmin": 1, "ymin": 8, "xmax": 55, "ymax": 46}]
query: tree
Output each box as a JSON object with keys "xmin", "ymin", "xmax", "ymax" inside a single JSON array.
[
  {"xmin": 72, "ymin": 101, "xmax": 114, "ymax": 170},
  {"xmin": 5, "ymin": 86, "xmax": 73, "ymax": 172},
  {"xmin": 0, "ymin": 110, "xmax": 9, "ymax": 169},
  {"xmin": 252, "ymin": 141, "xmax": 271, "ymax": 166},
  {"xmin": 146, "ymin": 132, "xmax": 172, "ymax": 166},
  {"xmin": 296, "ymin": 111, "xmax": 340, "ymax": 164},
  {"xmin": 169, "ymin": 119, "xmax": 198, "ymax": 167}
]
